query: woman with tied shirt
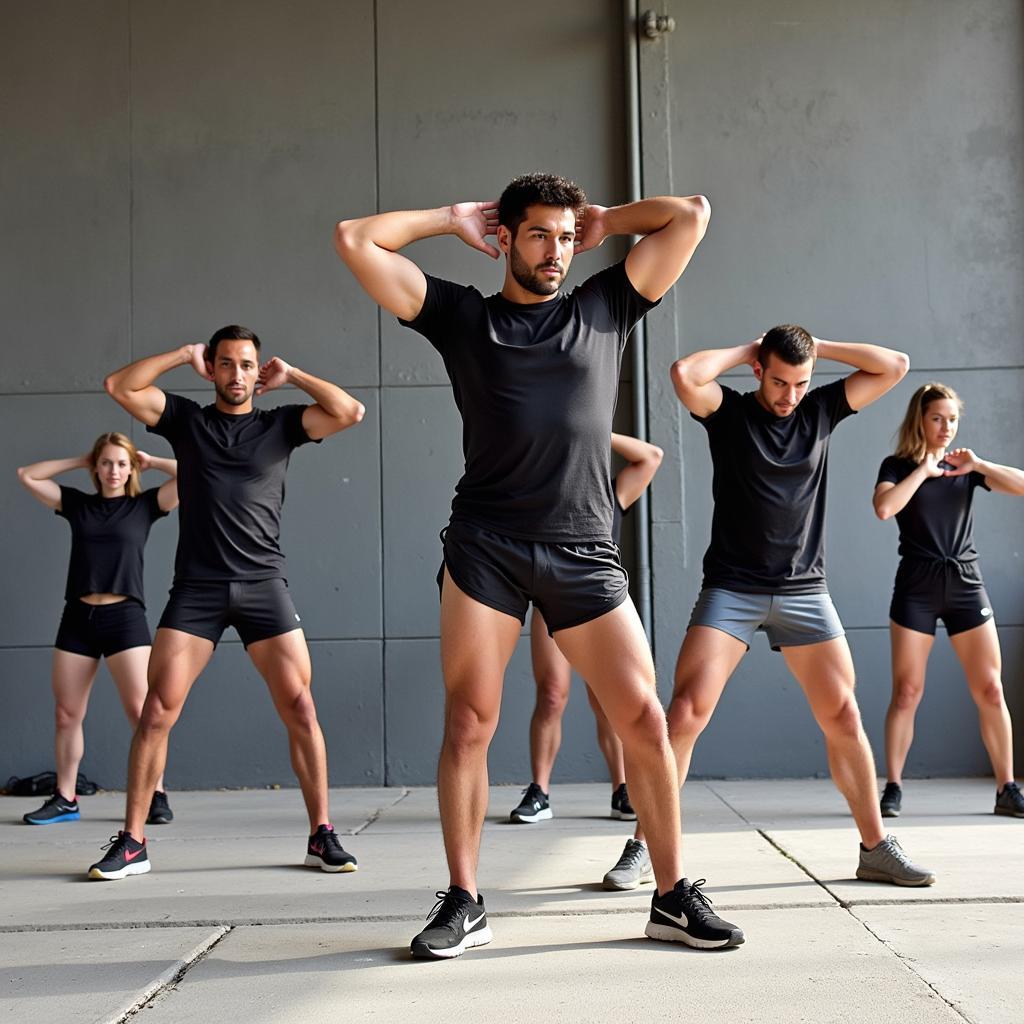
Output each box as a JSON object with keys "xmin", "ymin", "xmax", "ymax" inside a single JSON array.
[
  {"xmin": 873, "ymin": 383, "xmax": 1024, "ymax": 819},
  {"xmin": 17, "ymin": 433, "xmax": 178, "ymax": 826}
]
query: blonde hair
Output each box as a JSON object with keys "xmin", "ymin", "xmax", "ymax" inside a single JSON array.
[
  {"xmin": 89, "ymin": 432, "xmax": 142, "ymax": 497},
  {"xmin": 893, "ymin": 382, "xmax": 963, "ymax": 462}
]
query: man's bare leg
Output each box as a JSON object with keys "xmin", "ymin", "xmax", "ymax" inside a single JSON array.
[
  {"xmin": 552, "ymin": 599, "xmax": 681, "ymax": 893},
  {"xmin": 585, "ymin": 683, "xmax": 625, "ymax": 788},
  {"xmin": 781, "ymin": 638, "xmax": 884, "ymax": 847},
  {"xmin": 527, "ymin": 609, "xmax": 571, "ymax": 793},
  {"xmin": 124, "ymin": 629, "xmax": 214, "ymax": 840},
  {"xmin": 438, "ymin": 569, "xmax": 521, "ymax": 896},
  {"xmin": 248, "ymin": 629, "xmax": 328, "ymax": 830}
]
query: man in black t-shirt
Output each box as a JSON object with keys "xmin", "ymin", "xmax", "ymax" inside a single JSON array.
[
  {"xmin": 336, "ymin": 173, "xmax": 743, "ymax": 956},
  {"xmin": 88, "ymin": 326, "xmax": 366, "ymax": 881},
  {"xmin": 664, "ymin": 325, "xmax": 936, "ymax": 886}
]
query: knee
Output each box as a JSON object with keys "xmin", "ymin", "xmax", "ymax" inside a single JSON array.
[
  {"xmin": 666, "ymin": 692, "xmax": 712, "ymax": 742},
  {"xmin": 137, "ymin": 694, "xmax": 180, "ymax": 737},
  {"xmin": 534, "ymin": 675, "xmax": 569, "ymax": 719},
  {"xmin": 614, "ymin": 694, "xmax": 669, "ymax": 750},
  {"xmin": 54, "ymin": 702, "xmax": 84, "ymax": 732},
  {"xmin": 972, "ymin": 672, "xmax": 1005, "ymax": 709},
  {"xmin": 820, "ymin": 695, "xmax": 864, "ymax": 742},
  {"xmin": 892, "ymin": 677, "xmax": 924, "ymax": 712},
  {"xmin": 444, "ymin": 696, "xmax": 499, "ymax": 754},
  {"xmin": 280, "ymin": 688, "xmax": 319, "ymax": 734}
]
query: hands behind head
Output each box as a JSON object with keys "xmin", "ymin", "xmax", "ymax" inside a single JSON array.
[
  {"xmin": 136, "ymin": 450, "xmax": 152, "ymax": 472},
  {"xmin": 188, "ymin": 343, "xmax": 214, "ymax": 382},
  {"xmin": 941, "ymin": 447, "xmax": 979, "ymax": 477},
  {"xmin": 450, "ymin": 200, "xmax": 500, "ymax": 259},
  {"xmin": 573, "ymin": 205, "xmax": 609, "ymax": 255},
  {"xmin": 255, "ymin": 356, "xmax": 292, "ymax": 396}
]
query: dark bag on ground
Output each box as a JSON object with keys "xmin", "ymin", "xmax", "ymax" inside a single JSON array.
[{"xmin": 4, "ymin": 771, "xmax": 99, "ymax": 796}]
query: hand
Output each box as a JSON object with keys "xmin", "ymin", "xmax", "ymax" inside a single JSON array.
[
  {"xmin": 573, "ymin": 204, "xmax": 609, "ymax": 254},
  {"xmin": 942, "ymin": 447, "xmax": 979, "ymax": 477},
  {"xmin": 187, "ymin": 343, "xmax": 214, "ymax": 381},
  {"xmin": 256, "ymin": 356, "xmax": 292, "ymax": 396},
  {"xmin": 136, "ymin": 450, "xmax": 153, "ymax": 472},
  {"xmin": 920, "ymin": 449, "xmax": 946, "ymax": 478},
  {"xmin": 449, "ymin": 201, "xmax": 500, "ymax": 258},
  {"xmin": 747, "ymin": 336, "xmax": 764, "ymax": 367}
]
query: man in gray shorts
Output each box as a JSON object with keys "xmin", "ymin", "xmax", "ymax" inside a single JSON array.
[{"xmin": 601, "ymin": 325, "xmax": 935, "ymax": 892}]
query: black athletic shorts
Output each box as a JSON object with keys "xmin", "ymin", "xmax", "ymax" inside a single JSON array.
[
  {"xmin": 158, "ymin": 578, "xmax": 303, "ymax": 648},
  {"xmin": 55, "ymin": 598, "xmax": 152, "ymax": 659},
  {"xmin": 436, "ymin": 520, "xmax": 629, "ymax": 634},
  {"xmin": 889, "ymin": 559, "xmax": 994, "ymax": 637}
]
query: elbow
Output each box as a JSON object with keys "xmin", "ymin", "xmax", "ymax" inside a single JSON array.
[
  {"xmin": 670, "ymin": 358, "xmax": 695, "ymax": 396},
  {"xmin": 16, "ymin": 466, "xmax": 28, "ymax": 485},
  {"xmin": 345, "ymin": 401, "xmax": 366, "ymax": 427},
  {"xmin": 333, "ymin": 220, "xmax": 362, "ymax": 263},
  {"xmin": 103, "ymin": 374, "xmax": 119, "ymax": 398},
  {"xmin": 648, "ymin": 444, "xmax": 664, "ymax": 468},
  {"xmin": 874, "ymin": 505, "xmax": 892, "ymax": 522},
  {"xmin": 690, "ymin": 194, "xmax": 711, "ymax": 227},
  {"xmin": 892, "ymin": 351, "xmax": 910, "ymax": 381}
]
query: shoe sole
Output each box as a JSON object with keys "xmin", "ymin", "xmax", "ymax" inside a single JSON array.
[
  {"xmin": 23, "ymin": 811, "xmax": 80, "ymax": 825},
  {"xmin": 88, "ymin": 860, "xmax": 151, "ymax": 881},
  {"xmin": 509, "ymin": 809, "xmax": 553, "ymax": 823},
  {"xmin": 994, "ymin": 806, "xmax": 1024, "ymax": 818},
  {"xmin": 645, "ymin": 921, "xmax": 744, "ymax": 949},
  {"xmin": 603, "ymin": 869, "xmax": 654, "ymax": 891},
  {"xmin": 610, "ymin": 809, "xmax": 637, "ymax": 821},
  {"xmin": 411, "ymin": 925, "xmax": 493, "ymax": 960},
  {"xmin": 147, "ymin": 816, "xmax": 173, "ymax": 825},
  {"xmin": 304, "ymin": 854, "xmax": 358, "ymax": 873},
  {"xmin": 856, "ymin": 867, "xmax": 935, "ymax": 886},
  {"xmin": 880, "ymin": 807, "xmax": 900, "ymax": 818}
]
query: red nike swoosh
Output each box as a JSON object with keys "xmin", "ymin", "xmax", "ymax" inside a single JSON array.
[{"xmin": 124, "ymin": 847, "xmax": 145, "ymax": 862}]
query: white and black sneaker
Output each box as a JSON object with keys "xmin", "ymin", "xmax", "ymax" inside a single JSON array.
[
  {"xmin": 509, "ymin": 782, "xmax": 552, "ymax": 823},
  {"xmin": 645, "ymin": 877, "xmax": 744, "ymax": 950},
  {"xmin": 410, "ymin": 886, "xmax": 492, "ymax": 960},
  {"xmin": 611, "ymin": 783, "xmax": 637, "ymax": 821}
]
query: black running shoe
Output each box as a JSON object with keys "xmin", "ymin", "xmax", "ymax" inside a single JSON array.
[
  {"xmin": 304, "ymin": 823, "xmax": 358, "ymax": 872},
  {"xmin": 611, "ymin": 783, "xmax": 636, "ymax": 821},
  {"xmin": 995, "ymin": 781, "xmax": 1024, "ymax": 818},
  {"xmin": 410, "ymin": 886, "xmax": 492, "ymax": 960},
  {"xmin": 88, "ymin": 831, "xmax": 150, "ymax": 880},
  {"xmin": 23, "ymin": 792, "xmax": 80, "ymax": 825},
  {"xmin": 645, "ymin": 878, "xmax": 744, "ymax": 950},
  {"xmin": 147, "ymin": 790, "xmax": 174, "ymax": 825},
  {"xmin": 880, "ymin": 782, "xmax": 902, "ymax": 818},
  {"xmin": 509, "ymin": 782, "xmax": 551, "ymax": 823}
]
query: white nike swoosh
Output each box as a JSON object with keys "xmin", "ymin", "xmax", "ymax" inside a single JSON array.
[
  {"xmin": 463, "ymin": 910, "xmax": 485, "ymax": 933},
  {"xmin": 654, "ymin": 906, "xmax": 689, "ymax": 928}
]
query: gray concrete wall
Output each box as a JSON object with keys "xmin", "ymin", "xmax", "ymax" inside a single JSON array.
[{"xmin": 1, "ymin": 2, "xmax": 1020, "ymax": 790}]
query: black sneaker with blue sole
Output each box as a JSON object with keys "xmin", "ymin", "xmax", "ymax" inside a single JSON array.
[{"xmin": 23, "ymin": 792, "xmax": 80, "ymax": 825}]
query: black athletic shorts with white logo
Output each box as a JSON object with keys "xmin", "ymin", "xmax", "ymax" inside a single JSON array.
[
  {"xmin": 436, "ymin": 520, "xmax": 629, "ymax": 635},
  {"xmin": 158, "ymin": 578, "xmax": 303, "ymax": 648},
  {"xmin": 889, "ymin": 558, "xmax": 994, "ymax": 637},
  {"xmin": 55, "ymin": 598, "xmax": 152, "ymax": 659}
]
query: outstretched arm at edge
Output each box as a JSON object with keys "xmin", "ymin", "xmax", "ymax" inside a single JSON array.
[
  {"xmin": 610, "ymin": 433, "xmax": 664, "ymax": 509},
  {"xmin": 334, "ymin": 202, "xmax": 499, "ymax": 321},
  {"xmin": 16, "ymin": 455, "xmax": 91, "ymax": 510},
  {"xmin": 670, "ymin": 340, "xmax": 760, "ymax": 419}
]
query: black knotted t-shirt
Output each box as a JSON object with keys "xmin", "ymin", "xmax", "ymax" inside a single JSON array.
[
  {"xmin": 400, "ymin": 260, "xmax": 657, "ymax": 543},
  {"xmin": 56, "ymin": 486, "xmax": 167, "ymax": 605},
  {"xmin": 693, "ymin": 379, "xmax": 855, "ymax": 593},
  {"xmin": 147, "ymin": 393, "xmax": 317, "ymax": 582},
  {"xmin": 875, "ymin": 455, "xmax": 990, "ymax": 563}
]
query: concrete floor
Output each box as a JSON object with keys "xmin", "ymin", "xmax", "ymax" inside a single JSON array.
[{"xmin": 1, "ymin": 779, "xmax": 1020, "ymax": 1023}]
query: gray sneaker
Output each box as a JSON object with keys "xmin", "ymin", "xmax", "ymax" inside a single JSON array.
[
  {"xmin": 602, "ymin": 838, "xmax": 654, "ymax": 891},
  {"xmin": 856, "ymin": 834, "xmax": 935, "ymax": 887}
]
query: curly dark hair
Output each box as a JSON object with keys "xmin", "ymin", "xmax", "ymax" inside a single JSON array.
[
  {"xmin": 759, "ymin": 324, "xmax": 815, "ymax": 367},
  {"xmin": 498, "ymin": 173, "xmax": 587, "ymax": 238}
]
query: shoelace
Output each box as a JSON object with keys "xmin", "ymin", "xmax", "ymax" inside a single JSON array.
[
  {"xmin": 99, "ymin": 832, "xmax": 129, "ymax": 854},
  {"xmin": 320, "ymin": 829, "xmax": 345, "ymax": 854},
  {"xmin": 425, "ymin": 890, "xmax": 472, "ymax": 928},
  {"xmin": 680, "ymin": 878, "xmax": 718, "ymax": 923},
  {"xmin": 615, "ymin": 841, "xmax": 646, "ymax": 870}
]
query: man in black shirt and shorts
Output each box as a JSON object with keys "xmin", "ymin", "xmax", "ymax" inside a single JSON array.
[
  {"xmin": 88, "ymin": 327, "xmax": 365, "ymax": 880},
  {"xmin": 336, "ymin": 173, "xmax": 744, "ymax": 957},
  {"xmin": 667, "ymin": 325, "xmax": 936, "ymax": 887}
]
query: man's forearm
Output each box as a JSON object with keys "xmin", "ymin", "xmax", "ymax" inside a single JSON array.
[
  {"xmin": 105, "ymin": 347, "xmax": 191, "ymax": 395},
  {"xmin": 681, "ymin": 343, "xmax": 758, "ymax": 387},
  {"xmin": 815, "ymin": 339, "xmax": 905, "ymax": 376},
  {"xmin": 600, "ymin": 196, "xmax": 708, "ymax": 239},
  {"xmin": 336, "ymin": 207, "xmax": 454, "ymax": 254},
  {"xmin": 287, "ymin": 366, "xmax": 364, "ymax": 421}
]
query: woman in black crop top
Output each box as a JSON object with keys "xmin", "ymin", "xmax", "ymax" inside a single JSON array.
[
  {"xmin": 16, "ymin": 432, "xmax": 178, "ymax": 826},
  {"xmin": 872, "ymin": 383, "xmax": 1024, "ymax": 819}
]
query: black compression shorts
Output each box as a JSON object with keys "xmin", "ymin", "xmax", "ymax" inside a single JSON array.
[
  {"xmin": 889, "ymin": 559, "xmax": 994, "ymax": 637},
  {"xmin": 55, "ymin": 598, "xmax": 152, "ymax": 659}
]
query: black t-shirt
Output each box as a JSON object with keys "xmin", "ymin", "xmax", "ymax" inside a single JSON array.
[
  {"xmin": 400, "ymin": 260, "xmax": 658, "ymax": 543},
  {"xmin": 876, "ymin": 456, "xmax": 990, "ymax": 563},
  {"xmin": 56, "ymin": 486, "xmax": 167, "ymax": 605},
  {"xmin": 693, "ymin": 379, "xmax": 856, "ymax": 594},
  {"xmin": 147, "ymin": 393, "xmax": 317, "ymax": 582}
]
